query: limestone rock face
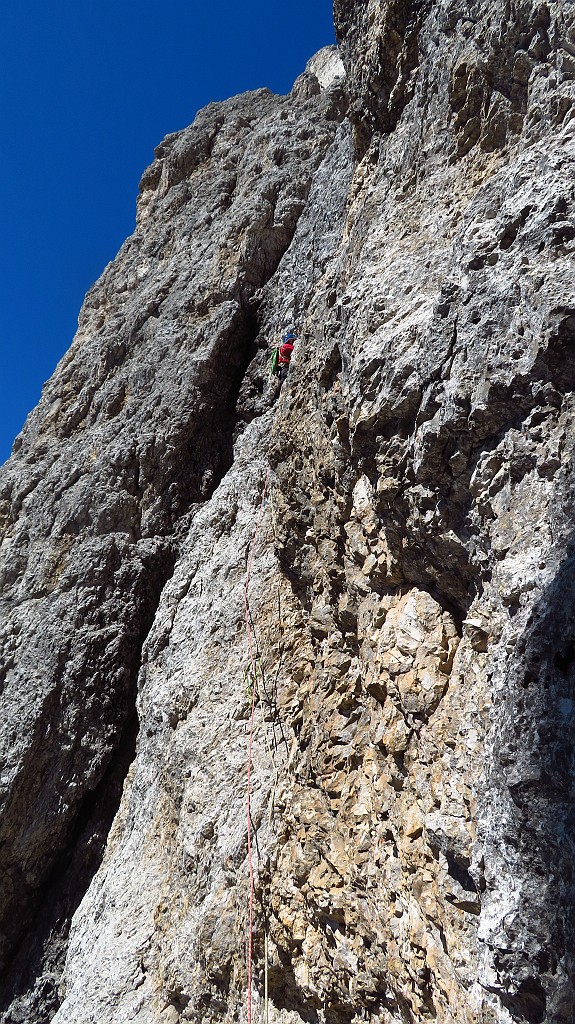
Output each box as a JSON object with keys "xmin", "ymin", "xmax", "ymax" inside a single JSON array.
[
  {"xmin": 0, "ymin": 60, "xmax": 347, "ymax": 1022},
  {"xmin": 0, "ymin": 5, "xmax": 574, "ymax": 1024}
]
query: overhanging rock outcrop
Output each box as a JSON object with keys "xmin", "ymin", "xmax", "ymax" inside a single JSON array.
[{"xmin": 0, "ymin": 3, "xmax": 574, "ymax": 1023}]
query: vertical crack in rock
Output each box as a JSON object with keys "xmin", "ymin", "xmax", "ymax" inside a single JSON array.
[
  {"xmin": 0, "ymin": 546, "xmax": 176, "ymax": 1023},
  {"xmin": 0, "ymin": 714, "xmax": 139, "ymax": 1023}
]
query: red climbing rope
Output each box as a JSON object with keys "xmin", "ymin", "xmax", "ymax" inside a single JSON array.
[{"xmin": 244, "ymin": 465, "xmax": 270, "ymax": 1024}]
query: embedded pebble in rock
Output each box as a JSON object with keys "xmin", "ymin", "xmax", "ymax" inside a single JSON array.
[{"xmin": 0, "ymin": 4, "xmax": 574, "ymax": 1024}]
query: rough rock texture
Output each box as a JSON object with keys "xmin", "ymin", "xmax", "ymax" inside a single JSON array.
[
  {"xmin": 0, "ymin": 60, "xmax": 346, "ymax": 1022},
  {"xmin": 0, "ymin": 3, "xmax": 574, "ymax": 1023}
]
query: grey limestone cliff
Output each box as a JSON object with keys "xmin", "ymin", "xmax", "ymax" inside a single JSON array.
[{"xmin": 0, "ymin": 3, "xmax": 574, "ymax": 1023}]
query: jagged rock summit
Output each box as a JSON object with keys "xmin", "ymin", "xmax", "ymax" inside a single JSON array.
[{"xmin": 0, "ymin": 4, "xmax": 574, "ymax": 1024}]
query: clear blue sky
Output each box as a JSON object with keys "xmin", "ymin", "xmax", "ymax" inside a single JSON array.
[{"xmin": 0, "ymin": 1, "xmax": 335, "ymax": 465}]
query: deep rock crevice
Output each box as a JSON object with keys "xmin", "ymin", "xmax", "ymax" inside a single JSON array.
[
  {"xmin": 0, "ymin": 542, "xmax": 176, "ymax": 1022},
  {"xmin": 0, "ymin": 713, "xmax": 139, "ymax": 1023}
]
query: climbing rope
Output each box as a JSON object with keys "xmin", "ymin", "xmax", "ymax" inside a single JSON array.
[{"xmin": 244, "ymin": 465, "xmax": 270, "ymax": 1024}]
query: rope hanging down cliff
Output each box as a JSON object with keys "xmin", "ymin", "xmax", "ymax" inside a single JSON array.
[{"xmin": 244, "ymin": 465, "xmax": 270, "ymax": 1024}]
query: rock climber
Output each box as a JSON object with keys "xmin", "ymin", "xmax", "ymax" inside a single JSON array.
[{"xmin": 272, "ymin": 329, "xmax": 297, "ymax": 387}]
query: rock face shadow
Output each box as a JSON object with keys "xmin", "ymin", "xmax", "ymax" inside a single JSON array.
[
  {"xmin": 0, "ymin": 714, "xmax": 138, "ymax": 1023},
  {"xmin": 482, "ymin": 543, "xmax": 575, "ymax": 1023}
]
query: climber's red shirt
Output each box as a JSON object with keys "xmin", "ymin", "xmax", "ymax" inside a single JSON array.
[{"xmin": 278, "ymin": 341, "xmax": 294, "ymax": 365}]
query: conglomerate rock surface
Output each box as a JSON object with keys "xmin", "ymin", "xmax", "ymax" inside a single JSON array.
[{"xmin": 0, "ymin": 2, "xmax": 574, "ymax": 1023}]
